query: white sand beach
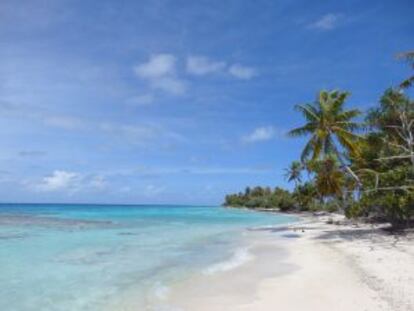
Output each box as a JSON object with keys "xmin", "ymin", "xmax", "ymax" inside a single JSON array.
[{"xmin": 160, "ymin": 214, "xmax": 414, "ymax": 311}]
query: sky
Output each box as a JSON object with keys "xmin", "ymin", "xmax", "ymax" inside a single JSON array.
[{"xmin": 0, "ymin": 0, "xmax": 413, "ymax": 205}]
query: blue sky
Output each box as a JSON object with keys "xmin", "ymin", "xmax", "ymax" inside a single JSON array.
[{"xmin": 0, "ymin": 0, "xmax": 413, "ymax": 204}]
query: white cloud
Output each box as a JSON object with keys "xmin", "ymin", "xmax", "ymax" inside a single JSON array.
[
  {"xmin": 34, "ymin": 170, "xmax": 107, "ymax": 193},
  {"xmin": 133, "ymin": 54, "xmax": 256, "ymax": 96},
  {"xmin": 186, "ymin": 56, "xmax": 226, "ymax": 75},
  {"xmin": 133, "ymin": 54, "xmax": 186, "ymax": 95},
  {"xmin": 308, "ymin": 13, "xmax": 342, "ymax": 30},
  {"xmin": 134, "ymin": 54, "xmax": 176, "ymax": 79},
  {"xmin": 228, "ymin": 64, "xmax": 257, "ymax": 80},
  {"xmin": 242, "ymin": 126, "xmax": 276, "ymax": 143},
  {"xmin": 36, "ymin": 170, "xmax": 80, "ymax": 192}
]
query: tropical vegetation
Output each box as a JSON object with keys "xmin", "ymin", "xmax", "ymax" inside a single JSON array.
[{"xmin": 224, "ymin": 51, "xmax": 414, "ymax": 228}]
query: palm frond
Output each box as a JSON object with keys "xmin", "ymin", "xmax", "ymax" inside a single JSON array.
[
  {"xmin": 337, "ymin": 109, "xmax": 361, "ymax": 121},
  {"xmin": 294, "ymin": 104, "xmax": 320, "ymax": 122},
  {"xmin": 336, "ymin": 131, "xmax": 361, "ymax": 157},
  {"xmin": 400, "ymin": 75, "xmax": 414, "ymax": 89},
  {"xmin": 288, "ymin": 124, "xmax": 316, "ymax": 137},
  {"xmin": 318, "ymin": 90, "xmax": 330, "ymax": 114},
  {"xmin": 300, "ymin": 137, "xmax": 315, "ymax": 162},
  {"xmin": 311, "ymin": 138, "xmax": 323, "ymax": 162},
  {"xmin": 335, "ymin": 121, "xmax": 362, "ymax": 131},
  {"xmin": 331, "ymin": 91, "xmax": 350, "ymax": 115},
  {"xmin": 332, "ymin": 126, "xmax": 364, "ymax": 141},
  {"xmin": 318, "ymin": 90, "xmax": 329, "ymax": 104},
  {"xmin": 323, "ymin": 136, "xmax": 335, "ymax": 155},
  {"xmin": 396, "ymin": 50, "xmax": 414, "ymax": 63},
  {"xmin": 396, "ymin": 50, "xmax": 414, "ymax": 88}
]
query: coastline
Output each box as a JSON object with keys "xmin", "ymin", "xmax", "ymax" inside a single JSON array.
[{"xmin": 158, "ymin": 213, "xmax": 414, "ymax": 311}]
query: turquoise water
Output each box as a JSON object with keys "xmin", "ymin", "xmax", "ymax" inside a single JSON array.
[{"xmin": 0, "ymin": 204, "xmax": 295, "ymax": 311}]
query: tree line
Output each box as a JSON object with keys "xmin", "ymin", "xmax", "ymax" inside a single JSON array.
[{"xmin": 224, "ymin": 51, "xmax": 414, "ymax": 228}]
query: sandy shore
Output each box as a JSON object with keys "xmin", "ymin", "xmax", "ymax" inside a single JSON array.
[{"xmin": 161, "ymin": 214, "xmax": 414, "ymax": 311}]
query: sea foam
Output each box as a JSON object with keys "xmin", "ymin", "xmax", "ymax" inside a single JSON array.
[{"xmin": 203, "ymin": 247, "xmax": 254, "ymax": 275}]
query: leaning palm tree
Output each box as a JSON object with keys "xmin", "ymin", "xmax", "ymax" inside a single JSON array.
[
  {"xmin": 396, "ymin": 50, "xmax": 414, "ymax": 89},
  {"xmin": 288, "ymin": 90, "xmax": 362, "ymax": 186},
  {"xmin": 284, "ymin": 161, "xmax": 303, "ymax": 186}
]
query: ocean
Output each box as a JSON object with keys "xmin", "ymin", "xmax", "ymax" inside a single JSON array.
[{"xmin": 0, "ymin": 204, "xmax": 296, "ymax": 311}]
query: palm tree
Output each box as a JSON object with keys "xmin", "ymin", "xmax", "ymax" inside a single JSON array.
[
  {"xmin": 288, "ymin": 90, "xmax": 362, "ymax": 186},
  {"xmin": 308, "ymin": 156, "xmax": 345, "ymax": 198},
  {"xmin": 397, "ymin": 50, "xmax": 414, "ymax": 89},
  {"xmin": 284, "ymin": 161, "xmax": 303, "ymax": 186}
]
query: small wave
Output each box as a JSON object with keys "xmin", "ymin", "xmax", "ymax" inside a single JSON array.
[
  {"xmin": 203, "ymin": 247, "xmax": 254, "ymax": 275},
  {"xmin": 152, "ymin": 282, "xmax": 170, "ymax": 301}
]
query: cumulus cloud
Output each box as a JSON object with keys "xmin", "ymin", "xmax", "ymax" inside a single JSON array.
[
  {"xmin": 186, "ymin": 56, "xmax": 226, "ymax": 75},
  {"xmin": 242, "ymin": 126, "xmax": 276, "ymax": 143},
  {"xmin": 34, "ymin": 170, "xmax": 107, "ymax": 193},
  {"xmin": 134, "ymin": 54, "xmax": 176, "ymax": 79},
  {"xmin": 133, "ymin": 54, "xmax": 186, "ymax": 95},
  {"xmin": 228, "ymin": 64, "xmax": 257, "ymax": 80},
  {"xmin": 308, "ymin": 13, "xmax": 342, "ymax": 30},
  {"xmin": 133, "ymin": 54, "xmax": 257, "ymax": 97},
  {"xmin": 36, "ymin": 170, "xmax": 80, "ymax": 192}
]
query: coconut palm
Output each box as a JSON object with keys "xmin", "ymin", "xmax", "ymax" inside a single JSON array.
[
  {"xmin": 308, "ymin": 156, "xmax": 345, "ymax": 198},
  {"xmin": 284, "ymin": 161, "xmax": 303, "ymax": 186},
  {"xmin": 288, "ymin": 90, "xmax": 362, "ymax": 185}
]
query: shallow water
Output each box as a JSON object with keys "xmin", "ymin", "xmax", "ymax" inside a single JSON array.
[{"xmin": 0, "ymin": 204, "xmax": 296, "ymax": 311}]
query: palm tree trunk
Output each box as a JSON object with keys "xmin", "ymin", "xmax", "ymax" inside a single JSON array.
[{"xmin": 331, "ymin": 143, "xmax": 362, "ymax": 188}]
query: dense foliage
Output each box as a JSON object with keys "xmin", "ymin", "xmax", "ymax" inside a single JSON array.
[
  {"xmin": 349, "ymin": 89, "xmax": 414, "ymax": 226},
  {"xmin": 224, "ymin": 52, "xmax": 414, "ymax": 228},
  {"xmin": 223, "ymin": 183, "xmax": 339, "ymax": 213},
  {"xmin": 224, "ymin": 187, "xmax": 295, "ymax": 211}
]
